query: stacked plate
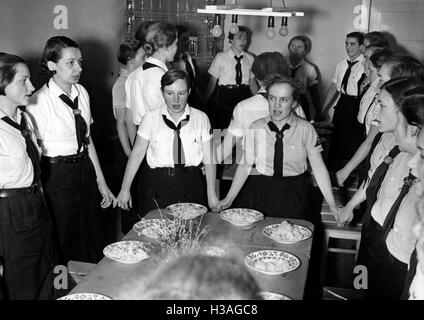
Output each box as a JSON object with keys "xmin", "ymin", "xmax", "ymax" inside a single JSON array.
[{"xmin": 57, "ymin": 293, "xmax": 112, "ymax": 300}]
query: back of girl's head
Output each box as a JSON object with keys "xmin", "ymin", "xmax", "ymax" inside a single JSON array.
[
  {"xmin": 161, "ymin": 69, "xmax": 190, "ymax": 91},
  {"xmin": 251, "ymin": 52, "xmax": 289, "ymax": 82},
  {"xmin": 143, "ymin": 22, "xmax": 177, "ymax": 57},
  {"xmin": 365, "ymin": 31, "xmax": 390, "ymax": 48},
  {"xmin": 0, "ymin": 52, "xmax": 26, "ymax": 95},
  {"xmin": 135, "ymin": 20, "xmax": 154, "ymax": 45},
  {"xmin": 382, "ymin": 76, "xmax": 424, "ymax": 126},
  {"xmin": 369, "ymin": 47, "xmax": 393, "ymax": 69},
  {"xmin": 117, "ymin": 43, "xmax": 136, "ymax": 65},
  {"xmin": 41, "ymin": 36, "xmax": 80, "ymax": 77},
  {"xmin": 139, "ymin": 254, "xmax": 261, "ymax": 300},
  {"xmin": 384, "ymin": 56, "xmax": 424, "ymax": 81}
]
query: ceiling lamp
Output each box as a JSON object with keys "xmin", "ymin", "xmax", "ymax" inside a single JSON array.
[{"xmin": 197, "ymin": 5, "xmax": 304, "ymax": 18}]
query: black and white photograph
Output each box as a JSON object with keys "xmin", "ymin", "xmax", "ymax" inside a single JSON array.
[{"xmin": 1, "ymin": 0, "xmax": 424, "ymax": 307}]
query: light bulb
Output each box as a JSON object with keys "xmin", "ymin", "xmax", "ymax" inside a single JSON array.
[
  {"xmin": 279, "ymin": 17, "xmax": 289, "ymax": 37},
  {"xmin": 265, "ymin": 16, "xmax": 276, "ymax": 40},
  {"xmin": 265, "ymin": 28, "xmax": 276, "ymax": 40},
  {"xmin": 229, "ymin": 15, "xmax": 239, "ymax": 34},
  {"xmin": 211, "ymin": 25, "xmax": 223, "ymax": 38},
  {"xmin": 279, "ymin": 25, "xmax": 288, "ymax": 37}
]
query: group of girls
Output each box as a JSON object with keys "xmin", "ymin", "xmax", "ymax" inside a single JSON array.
[{"xmin": 331, "ymin": 31, "xmax": 424, "ymax": 299}]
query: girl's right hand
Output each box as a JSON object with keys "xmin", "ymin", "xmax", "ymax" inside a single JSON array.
[
  {"xmin": 114, "ymin": 189, "xmax": 132, "ymax": 211},
  {"xmin": 218, "ymin": 197, "xmax": 233, "ymax": 212},
  {"xmin": 336, "ymin": 206, "xmax": 353, "ymax": 226}
]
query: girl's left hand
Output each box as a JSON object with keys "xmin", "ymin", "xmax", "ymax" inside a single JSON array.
[
  {"xmin": 208, "ymin": 192, "xmax": 220, "ymax": 212},
  {"xmin": 97, "ymin": 180, "xmax": 116, "ymax": 209}
]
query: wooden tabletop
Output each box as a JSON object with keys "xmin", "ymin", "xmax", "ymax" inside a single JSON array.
[{"xmin": 70, "ymin": 209, "xmax": 314, "ymax": 300}]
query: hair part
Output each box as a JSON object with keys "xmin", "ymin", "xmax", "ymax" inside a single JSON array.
[
  {"xmin": 346, "ymin": 31, "xmax": 365, "ymax": 45},
  {"xmin": 143, "ymin": 22, "xmax": 177, "ymax": 57},
  {"xmin": 382, "ymin": 76, "xmax": 424, "ymax": 126},
  {"xmin": 228, "ymin": 26, "xmax": 249, "ymax": 41},
  {"xmin": 288, "ymin": 35, "xmax": 310, "ymax": 53},
  {"xmin": 365, "ymin": 31, "xmax": 390, "ymax": 48},
  {"xmin": 265, "ymin": 73, "xmax": 301, "ymax": 103},
  {"xmin": 0, "ymin": 52, "xmax": 26, "ymax": 95},
  {"xmin": 161, "ymin": 69, "xmax": 191, "ymax": 91},
  {"xmin": 41, "ymin": 36, "xmax": 80, "ymax": 77},
  {"xmin": 383, "ymin": 56, "xmax": 424, "ymax": 82},
  {"xmin": 251, "ymin": 52, "xmax": 289, "ymax": 82}
]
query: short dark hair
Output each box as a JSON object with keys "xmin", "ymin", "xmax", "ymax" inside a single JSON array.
[
  {"xmin": 251, "ymin": 52, "xmax": 289, "ymax": 82},
  {"xmin": 0, "ymin": 52, "xmax": 26, "ymax": 95},
  {"xmin": 383, "ymin": 56, "xmax": 424, "ymax": 81},
  {"xmin": 365, "ymin": 31, "xmax": 390, "ymax": 48},
  {"xmin": 228, "ymin": 26, "xmax": 249, "ymax": 41},
  {"xmin": 41, "ymin": 36, "xmax": 80, "ymax": 77},
  {"xmin": 382, "ymin": 76, "xmax": 424, "ymax": 126},
  {"xmin": 346, "ymin": 31, "xmax": 364, "ymax": 45},
  {"xmin": 368, "ymin": 47, "xmax": 393, "ymax": 69},
  {"xmin": 288, "ymin": 35, "xmax": 310, "ymax": 53},
  {"xmin": 265, "ymin": 74, "xmax": 300, "ymax": 103},
  {"xmin": 117, "ymin": 43, "xmax": 136, "ymax": 65},
  {"xmin": 161, "ymin": 69, "xmax": 191, "ymax": 91}
]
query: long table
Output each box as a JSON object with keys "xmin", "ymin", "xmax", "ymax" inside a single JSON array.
[{"xmin": 70, "ymin": 209, "xmax": 314, "ymax": 300}]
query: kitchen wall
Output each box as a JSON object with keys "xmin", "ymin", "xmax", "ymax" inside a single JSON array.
[
  {"xmin": 0, "ymin": 0, "xmax": 126, "ymax": 142},
  {"xmin": 222, "ymin": 0, "xmax": 368, "ymax": 97}
]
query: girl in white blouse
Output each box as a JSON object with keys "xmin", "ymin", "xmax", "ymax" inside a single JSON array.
[{"xmin": 27, "ymin": 36, "xmax": 114, "ymax": 264}]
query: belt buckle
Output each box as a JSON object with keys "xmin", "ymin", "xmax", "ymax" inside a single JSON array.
[{"xmin": 168, "ymin": 167, "xmax": 175, "ymax": 176}]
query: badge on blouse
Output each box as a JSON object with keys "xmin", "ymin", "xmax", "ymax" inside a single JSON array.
[
  {"xmin": 384, "ymin": 156, "xmax": 394, "ymax": 165},
  {"xmin": 315, "ymin": 137, "xmax": 322, "ymax": 147},
  {"xmin": 73, "ymin": 109, "xmax": 81, "ymax": 115}
]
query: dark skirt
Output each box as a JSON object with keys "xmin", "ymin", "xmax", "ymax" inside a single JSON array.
[
  {"xmin": 215, "ymin": 85, "xmax": 251, "ymax": 130},
  {"xmin": 41, "ymin": 154, "xmax": 101, "ymax": 264},
  {"xmin": 0, "ymin": 188, "xmax": 56, "ymax": 299},
  {"xmin": 233, "ymin": 172, "xmax": 314, "ymax": 222},
  {"xmin": 132, "ymin": 165, "xmax": 207, "ymax": 220},
  {"xmin": 401, "ymin": 248, "xmax": 418, "ymax": 300},
  {"xmin": 329, "ymin": 94, "xmax": 365, "ymax": 169},
  {"xmin": 356, "ymin": 216, "xmax": 408, "ymax": 299}
]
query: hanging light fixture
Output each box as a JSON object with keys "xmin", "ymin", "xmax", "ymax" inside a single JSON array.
[
  {"xmin": 279, "ymin": 17, "xmax": 289, "ymax": 37},
  {"xmin": 229, "ymin": 14, "xmax": 239, "ymax": 34},
  {"xmin": 211, "ymin": 14, "xmax": 223, "ymax": 38},
  {"xmin": 265, "ymin": 16, "xmax": 276, "ymax": 40}
]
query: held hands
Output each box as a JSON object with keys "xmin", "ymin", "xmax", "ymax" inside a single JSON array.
[
  {"xmin": 97, "ymin": 180, "xmax": 116, "ymax": 209},
  {"xmin": 208, "ymin": 192, "xmax": 220, "ymax": 212},
  {"xmin": 336, "ymin": 205, "xmax": 354, "ymax": 227},
  {"xmin": 113, "ymin": 189, "xmax": 132, "ymax": 211},
  {"xmin": 216, "ymin": 196, "xmax": 234, "ymax": 212}
]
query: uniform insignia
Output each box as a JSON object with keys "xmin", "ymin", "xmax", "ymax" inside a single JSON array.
[{"xmin": 315, "ymin": 137, "xmax": 322, "ymax": 147}]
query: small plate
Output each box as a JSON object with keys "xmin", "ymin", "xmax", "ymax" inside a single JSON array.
[
  {"xmin": 244, "ymin": 250, "xmax": 300, "ymax": 275},
  {"xmin": 103, "ymin": 241, "xmax": 151, "ymax": 264},
  {"xmin": 57, "ymin": 293, "xmax": 112, "ymax": 300},
  {"xmin": 259, "ymin": 291, "xmax": 292, "ymax": 300},
  {"xmin": 133, "ymin": 218, "xmax": 174, "ymax": 239},
  {"xmin": 263, "ymin": 222, "xmax": 312, "ymax": 244},
  {"xmin": 219, "ymin": 208, "xmax": 264, "ymax": 227},
  {"xmin": 166, "ymin": 203, "xmax": 208, "ymax": 220}
]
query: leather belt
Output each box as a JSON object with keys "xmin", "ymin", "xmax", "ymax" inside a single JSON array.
[
  {"xmin": 42, "ymin": 150, "xmax": 88, "ymax": 164},
  {"xmin": 220, "ymin": 84, "xmax": 248, "ymax": 89},
  {"xmin": 150, "ymin": 165, "xmax": 201, "ymax": 176},
  {"xmin": 0, "ymin": 184, "xmax": 39, "ymax": 198}
]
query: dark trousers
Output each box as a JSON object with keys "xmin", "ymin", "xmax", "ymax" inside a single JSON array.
[
  {"xmin": 299, "ymin": 93, "xmax": 310, "ymax": 121},
  {"xmin": 214, "ymin": 85, "xmax": 251, "ymax": 129},
  {"xmin": 41, "ymin": 156, "xmax": 101, "ymax": 264},
  {"xmin": 0, "ymin": 190, "xmax": 56, "ymax": 299},
  {"xmin": 329, "ymin": 94, "xmax": 365, "ymax": 170},
  {"xmin": 134, "ymin": 165, "xmax": 207, "ymax": 218},
  {"xmin": 357, "ymin": 217, "xmax": 408, "ymax": 299},
  {"xmin": 234, "ymin": 172, "xmax": 314, "ymax": 223}
]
